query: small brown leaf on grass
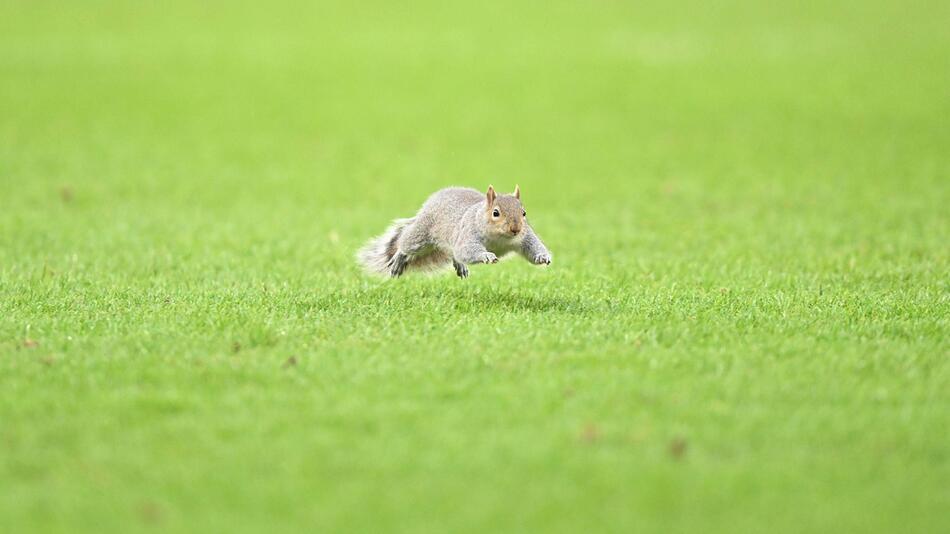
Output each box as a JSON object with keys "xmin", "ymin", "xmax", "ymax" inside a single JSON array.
[
  {"xmin": 282, "ymin": 356, "xmax": 298, "ymax": 369},
  {"xmin": 579, "ymin": 423, "xmax": 601, "ymax": 444},
  {"xmin": 668, "ymin": 437, "xmax": 688, "ymax": 460},
  {"xmin": 60, "ymin": 186, "xmax": 74, "ymax": 203},
  {"xmin": 138, "ymin": 501, "xmax": 164, "ymax": 525},
  {"xmin": 23, "ymin": 339, "xmax": 39, "ymax": 349},
  {"xmin": 231, "ymin": 341, "xmax": 241, "ymax": 354}
]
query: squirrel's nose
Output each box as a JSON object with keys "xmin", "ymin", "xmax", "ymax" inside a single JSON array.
[{"xmin": 510, "ymin": 227, "xmax": 520, "ymax": 235}]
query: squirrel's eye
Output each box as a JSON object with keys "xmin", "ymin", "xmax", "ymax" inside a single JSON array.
[
  {"xmin": 523, "ymin": 210, "xmax": 527, "ymax": 217},
  {"xmin": 492, "ymin": 209, "xmax": 500, "ymax": 218}
]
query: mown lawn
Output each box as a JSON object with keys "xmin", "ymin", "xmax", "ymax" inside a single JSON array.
[{"xmin": 1, "ymin": 1, "xmax": 948, "ymax": 532}]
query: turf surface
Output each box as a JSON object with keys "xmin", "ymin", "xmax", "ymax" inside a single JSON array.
[{"xmin": 1, "ymin": 1, "xmax": 948, "ymax": 532}]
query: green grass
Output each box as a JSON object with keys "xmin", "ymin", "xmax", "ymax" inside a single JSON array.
[{"xmin": 1, "ymin": 1, "xmax": 948, "ymax": 532}]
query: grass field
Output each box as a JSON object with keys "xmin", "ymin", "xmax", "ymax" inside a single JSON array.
[{"xmin": 1, "ymin": 1, "xmax": 948, "ymax": 532}]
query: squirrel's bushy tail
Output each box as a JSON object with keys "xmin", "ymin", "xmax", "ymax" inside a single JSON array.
[{"xmin": 356, "ymin": 217, "xmax": 414, "ymax": 275}]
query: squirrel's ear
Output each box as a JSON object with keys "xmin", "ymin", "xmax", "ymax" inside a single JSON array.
[
  {"xmin": 486, "ymin": 185, "xmax": 496, "ymax": 205},
  {"xmin": 514, "ymin": 185, "xmax": 520, "ymax": 200}
]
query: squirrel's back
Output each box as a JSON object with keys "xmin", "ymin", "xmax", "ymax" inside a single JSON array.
[
  {"xmin": 419, "ymin": 187, "xmax": 484, "ymax": 217},
  {"xmin": 414, "ymin": 187, "xmax": 484, "ymax": 242}
]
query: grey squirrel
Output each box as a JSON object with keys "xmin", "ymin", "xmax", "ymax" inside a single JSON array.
[{"xmin": 358, "ymin": 185, "xmax": 553, "ymax": 278}]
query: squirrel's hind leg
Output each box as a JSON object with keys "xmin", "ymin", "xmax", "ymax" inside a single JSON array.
[
  {"xmin": 453, "ymin": 260, "xmax": 469, "ymax": 279},
  {"xmin": 389, "ymin": 220, "xmax": 439, "ymax": 278}
]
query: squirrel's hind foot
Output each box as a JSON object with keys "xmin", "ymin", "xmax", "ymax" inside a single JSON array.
[
  {"xmin": 453, "ymin": 260, "xmax": 469, "ymax": 279},
  {"xmin": 388, "ymin": 252, "xmax": 409, "ymax": 277}
]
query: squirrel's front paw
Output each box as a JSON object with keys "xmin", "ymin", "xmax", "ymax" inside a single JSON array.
[
  {"xmin": 482, "ymin": 252, "xmax": 499, "ymax": 264},
  {"xmin": 533, "ymin": 252, "xmax": 552, "ymax": 265}
]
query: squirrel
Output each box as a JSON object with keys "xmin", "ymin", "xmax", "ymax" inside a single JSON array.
[{"xmin": 357, "ymin": 185, "xmax": 553, "ymax": 278}]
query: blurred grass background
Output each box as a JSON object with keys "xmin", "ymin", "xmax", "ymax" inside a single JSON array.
[{"xmin": 1, "ymin": 1, "xmax": 948, "ymax": 533}]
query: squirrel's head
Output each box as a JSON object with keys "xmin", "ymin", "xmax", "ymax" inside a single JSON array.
[{"xmin": 485, "ymin": 185, "xmax": 526, "ymax": 238}]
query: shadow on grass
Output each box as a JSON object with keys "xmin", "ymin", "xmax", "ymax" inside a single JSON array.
[{"xmin": 302, "ymin": 284, "xmax": 597, "ymax": 315}]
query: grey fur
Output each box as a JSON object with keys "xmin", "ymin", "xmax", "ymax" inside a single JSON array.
[{"xmin": 356, "ymin": 186, "xmax": 552, "ymax": 278}]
